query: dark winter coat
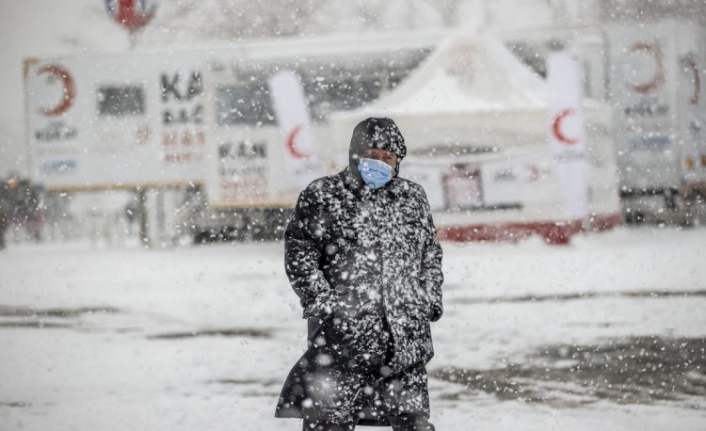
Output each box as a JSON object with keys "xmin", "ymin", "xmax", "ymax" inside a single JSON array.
[{"xmin": 275, "ymin": 118, "xmax": 443, "ymax": 426}]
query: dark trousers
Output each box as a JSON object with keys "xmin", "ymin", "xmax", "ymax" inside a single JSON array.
[{"xmin": 303, "ymin": 415, "xmax": 435, "ymax": 431}]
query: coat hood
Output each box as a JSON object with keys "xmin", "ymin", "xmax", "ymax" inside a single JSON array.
[{"xmin": 348, "ymin": 117, "xmax": 407, "ymax": 178}]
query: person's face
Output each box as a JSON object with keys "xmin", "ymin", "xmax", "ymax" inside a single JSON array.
[{"xmin": 363, "ymin": 147, "xmax": 397, "ymax": 169}]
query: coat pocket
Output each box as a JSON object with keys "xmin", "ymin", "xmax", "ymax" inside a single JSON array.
[{"xmin": 389, "ymin": 307, "xmax": 434, "ymax": 372}]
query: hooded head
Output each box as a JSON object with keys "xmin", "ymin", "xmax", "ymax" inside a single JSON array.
[{"xmin": 349, "ymin": 117, "xmax": 407, "ymax": 179}]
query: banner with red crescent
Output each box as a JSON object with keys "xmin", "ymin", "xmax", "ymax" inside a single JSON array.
[
  {"xmin": 546, "ymin": 51, "xmax": 588, "ymax": 220},
  {"xmin": 26, "ymin": 52, "xmax": 212, "ymax": 190},
  {"xmin": 267, "ymin": 70, "xmax": 323, "ymax": 189}
]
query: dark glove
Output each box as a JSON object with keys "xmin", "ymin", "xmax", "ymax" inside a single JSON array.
[{"xmin": 430, "ymin": 303, "xmax": 443, "ymax": 322}]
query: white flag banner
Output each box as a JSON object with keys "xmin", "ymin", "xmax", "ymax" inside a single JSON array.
[
  {"xmin": 547, "ymin": 51, "xmax": 589, "ymax": 220},
  {"xmin": 267, "ymin": 70, "xmax": 323, "ymax": 188}
]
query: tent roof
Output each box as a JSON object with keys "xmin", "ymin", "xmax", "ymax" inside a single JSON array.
[
  {"xmin": 332, "ymin": 30, "xmax": 607, "ymax": 120},
  {"xmin": 336, "ymin": 31, "xmax": 549, "ymax": 118}
]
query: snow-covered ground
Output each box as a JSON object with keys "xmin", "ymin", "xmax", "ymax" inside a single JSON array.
[{"xmin": 1, "ymin": 226, "xmax": 706, "ymax": 430}]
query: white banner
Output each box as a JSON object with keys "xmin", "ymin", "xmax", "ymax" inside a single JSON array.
[
  {"xmin": 214, "ymin": 139, "xmax": 269, "ymax": 204},
  {"xmin": 607, "ymin": 22, "xmax": 679, "ymax": 190},
  {"xmin": 267, "ymin": 70, "xmax": 323, "ymax": 188},
  {"xmin": 25, "ymin": 53, "xmax": 209, "ymax": 190},
  {"xmin": 547, "ymin": 51, "xmax": 589, "ymax": 220},
  {"xmin": 481, "ymin": 154, "xmax": 555, "ymax": 207}
]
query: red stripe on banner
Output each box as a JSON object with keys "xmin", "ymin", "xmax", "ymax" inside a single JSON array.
[{"xmin": 437, "ymin": 214, "xmax": 623, "ymax": 245}]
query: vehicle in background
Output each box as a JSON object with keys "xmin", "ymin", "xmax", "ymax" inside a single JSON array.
[
  {"xmin": 23, "ymin": 32, "xmax": 439, "ymax": 244},
  {"xmin": 607, "ymin": 20, "xmax": 706, "ymax": 224}
]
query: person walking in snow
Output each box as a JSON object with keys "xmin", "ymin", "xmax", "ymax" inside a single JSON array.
[{"xmin": 275, "ymin": 117, "xmax": 443, "ymax": 431}]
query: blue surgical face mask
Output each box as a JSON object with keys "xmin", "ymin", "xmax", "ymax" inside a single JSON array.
[{"xmin": 358, "ymin": 158, "xmax": 394, "ymax": 189}]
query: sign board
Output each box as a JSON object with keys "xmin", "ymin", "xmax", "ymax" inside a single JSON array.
[
  {"xmin": 481, "ymin": 154, "xmax": 556, "ymax": 208},
  {"xmin": 403, "ymin": 152, "xmax": 560, "ymax": 212},
  {"xmin": 210, "ymin": 137, "xmax": 271, "ymax": 205},
  {"xmin": 201, "ymin": 68, "xmax": 327, "ymax": 208},
  {"xmin": 25, "ymin": 52, "xmax": 211, "ymax": 190},
  {"xmin": 607, "ymin": 21, "xmax": 682, "ymax": 190}
]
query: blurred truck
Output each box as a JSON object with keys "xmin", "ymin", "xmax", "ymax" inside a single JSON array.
[
  {"xmin": 607, "ymin": 20, "xmax": 706, "ymax": 224},
  {"xmin": 23, "ymin": 33, "xmax": 436, "ymax": 243}
]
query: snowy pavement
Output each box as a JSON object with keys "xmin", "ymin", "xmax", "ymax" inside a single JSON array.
[{"xmin": 1, "ymin": 226, "xmax": 705, "ymax": 430}]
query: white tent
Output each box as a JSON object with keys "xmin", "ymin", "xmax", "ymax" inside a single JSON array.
[{"xmin": 329, "ymin": 31, "xmax": 621, "ymax": 243}]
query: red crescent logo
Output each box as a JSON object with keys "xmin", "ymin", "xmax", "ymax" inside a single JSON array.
[
  {"xmin": 686, "ymin": 57, "xmax": 701, "ymax": 105},
  {"xmin": 627, "ymin": 43, "xmax": 666, "ymax": 95},
  {"xmin": 37, "ymin": 64, "xmax": 76, "ymax": 117},
  {"xmin": 551, "ymin": 108, "xmax": 579, "ymax": 146},
  {"xmin": 286, "ymin": 124, "xmax": 310, "ymax": 160}
]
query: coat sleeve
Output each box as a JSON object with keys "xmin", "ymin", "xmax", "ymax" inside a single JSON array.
[
  {"xmin": 419, "ymin": 190, "xmax": 444, "ymax": 322},
  {"xmin": 284, "ymin": 183, "xmax": 337, "ymax": 320}
]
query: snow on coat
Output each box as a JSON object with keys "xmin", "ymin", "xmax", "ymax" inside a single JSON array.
[{"xmin": 275, "ymin": 118, "xmax": 443, "ymax": 426}]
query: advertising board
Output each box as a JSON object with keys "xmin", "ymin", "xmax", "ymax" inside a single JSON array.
[
  {"xmin": 607, "ymin": 20, "xmax": 694, "ymax": 191},
  {"xmin": 25, "ymin": 51, "xmax": 211, "ymax": 191}
]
